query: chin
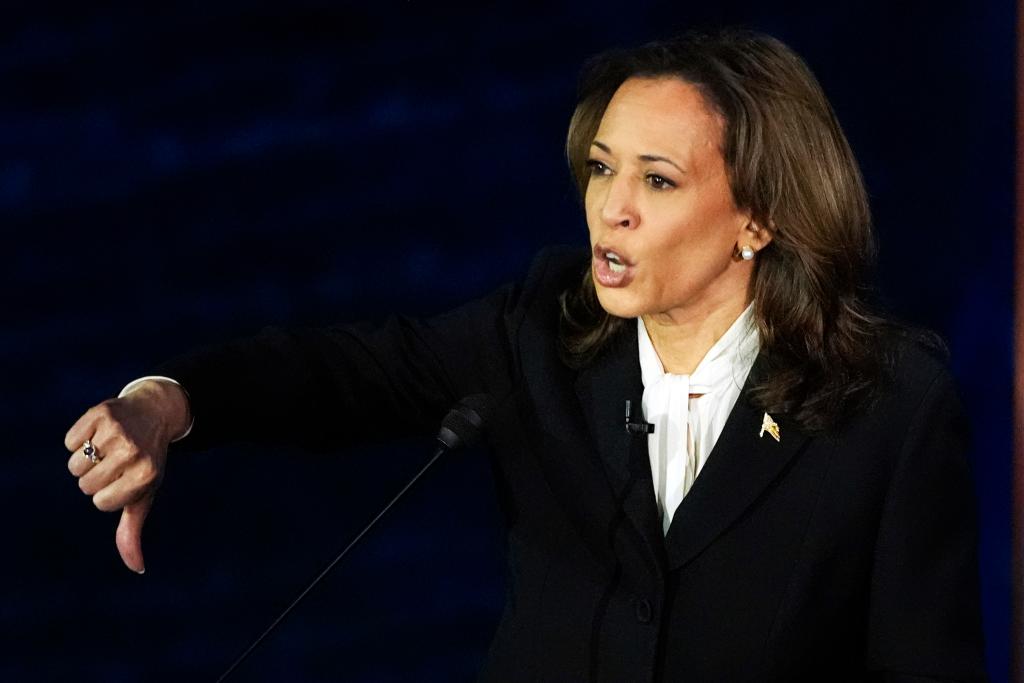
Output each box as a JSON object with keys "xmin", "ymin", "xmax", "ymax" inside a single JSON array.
[{"xmin": 594, "ymin": 284, "xmax": 644, "ymax": 319}]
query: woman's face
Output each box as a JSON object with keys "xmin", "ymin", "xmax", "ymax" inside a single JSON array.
[{"xmin": 585, "ymin": 77, "xmax": 766, "ymax": 322}]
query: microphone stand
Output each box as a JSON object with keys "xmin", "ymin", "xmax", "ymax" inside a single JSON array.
[
  {"xmin": 215, "ymin": 443, "xmax": 449, "ymax": 682},
  {"xmin": 215, "ymin": 394, "xmax": 491, "ymax": 682}
]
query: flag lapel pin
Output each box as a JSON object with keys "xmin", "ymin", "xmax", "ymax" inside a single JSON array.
[{"xmin": 759, "ymin": 412, "xmax": 781, "ymax": 442}]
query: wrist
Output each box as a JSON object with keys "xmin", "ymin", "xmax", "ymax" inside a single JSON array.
[{"xmin": 120, "ymin": 376, "xmax": 193, "ymax": 442}]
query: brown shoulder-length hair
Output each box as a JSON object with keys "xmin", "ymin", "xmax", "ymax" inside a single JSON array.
[{"xmin": 560, "ymin": 29, "xmax": 903, "ymax": 433}]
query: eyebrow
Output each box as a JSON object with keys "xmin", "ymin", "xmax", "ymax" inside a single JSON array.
[{"xmin": 591, "ymin": 140, "xmax": 685, "ymax": 174}]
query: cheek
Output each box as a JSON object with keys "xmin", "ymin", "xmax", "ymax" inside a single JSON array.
[
  {"xmin": 583, "ymin": 192, "xmax": 601, "ymax": 235},
  {"xmin": 639, "ymin": 220, "xmax": 736, "ymax": 293},
  {"xmin": 652, "ymin": 199, "xmax": 743, "ymax": 262}
]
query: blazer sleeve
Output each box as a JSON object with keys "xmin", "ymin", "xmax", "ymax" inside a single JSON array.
[
  {"xmin": 151, "ymin": 246, "xmax": 582, "ymax": 455},
  {"xmin": 152, "ymin": 285, "xmax": 526, "ymax": 456},
  {"xmin": 866, "ymin": 366, "xmax": 988, "ymax": 682}
]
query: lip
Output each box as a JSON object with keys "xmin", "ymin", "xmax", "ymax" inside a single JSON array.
[{"xmin": 592, "ymin": 244, "xmax": 635, "ymax": 288}]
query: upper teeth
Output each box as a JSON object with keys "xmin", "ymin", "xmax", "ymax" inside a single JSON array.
[{"xmin": 606, "ymin": 251, "xmax": 626, "ymax": 273}]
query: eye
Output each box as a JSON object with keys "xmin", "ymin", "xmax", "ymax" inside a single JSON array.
[
  {"xmin": 646, "ymin": 173, "xmax": 676, "ymax": 190},
  {"xmin": 585, "ymin": 159, "xmax": 612, "ymax": 176}
]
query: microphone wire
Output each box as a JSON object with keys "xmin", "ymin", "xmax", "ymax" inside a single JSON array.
[
  {"xmin": 215, "ymin": 393, "xmax": 491, "ymax": 682},
  {"xmin": 215, "ymin": 442, "xmax": 448, "ymax": 683}
]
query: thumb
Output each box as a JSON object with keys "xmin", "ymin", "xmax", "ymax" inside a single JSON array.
[{"xmin": 116, "ymin": 495, "xmax": 154, "ymax": 574}]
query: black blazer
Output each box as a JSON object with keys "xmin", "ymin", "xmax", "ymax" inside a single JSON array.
[{"xmin": 159, "ymin": 247, "xmax": 987, "ymax": 682}]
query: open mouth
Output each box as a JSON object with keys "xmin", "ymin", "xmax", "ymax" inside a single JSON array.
[
  {"xmin": 605, "ymin": 250, "xmax": 627, "ymax": 274},
  {"xmin": 592, "ymin": 245, "xmax": 635, "ymax": 287}
]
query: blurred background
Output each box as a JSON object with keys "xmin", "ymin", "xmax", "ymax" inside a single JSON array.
[{"xmin": 4, "ymin": 1, "xmax": 1014, "ymax": 681}]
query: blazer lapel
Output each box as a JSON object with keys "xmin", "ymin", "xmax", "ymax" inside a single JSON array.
[
  {"xmin": 663, "ymin": 354, "xmax": 812, "ymax": 570},
  {"xmin": 574, "ymin": 322, "xmax": 665, "ymax": 571}
]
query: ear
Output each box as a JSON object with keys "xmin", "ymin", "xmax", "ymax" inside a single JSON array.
[{"xmin": 741, "ymin": 220, "xmax": 773, "ymax": 253}]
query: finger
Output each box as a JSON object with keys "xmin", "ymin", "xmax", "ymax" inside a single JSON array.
[
  {"xmin": 68, "ymin": 445, "xmax": 98, "ymax": 477},
  {"xmin": 91, "ymin": 460, "xmax": 158, "ymax": 512},
  {"xmin": 77, "ymin": 435, "xmax": 131, "ymax": 495},
  {"xmin": 116, "ymin": 495, "xmax": 153, "ymax": 574},
  {"xmin": 78, "ymin": 453, "xmax": 125, "ymax": 496},
  {"xmin": 65, "ymin": 404, "xmax": 107, "ymax": 452},
  {"xmin": 68, "ymin": 415, "xmax": 116, "ymax": 477},
  {"xmin": 68, "ymin": 430, "xmax": 115, "ymax": 477}
]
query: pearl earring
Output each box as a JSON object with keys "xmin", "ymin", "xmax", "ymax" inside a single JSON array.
[{"xmin": 740, "ymin": 245, "xmax": 755, "ymax": 260}]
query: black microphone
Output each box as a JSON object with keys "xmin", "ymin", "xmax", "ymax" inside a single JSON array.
[
  {"xmin": 437, "ymin": 393, "xmax": 492, "ymax": 450},
  {"xmin": 625, "ymin": 399, "xmax": 654, "ymax": 435},
  {"xmin": 216, "ymin": 394, "xmax": 494, "ymax": 683}
]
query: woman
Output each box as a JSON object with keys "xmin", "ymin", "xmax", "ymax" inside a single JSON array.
[{"xmin": 65, "ymin": 30, "xmax": 987, "ymax": 681}]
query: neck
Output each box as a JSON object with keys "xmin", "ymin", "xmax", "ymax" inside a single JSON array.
[{"xmin": 641, "ymin": 293, "xmax": 750, "ymax": 375}]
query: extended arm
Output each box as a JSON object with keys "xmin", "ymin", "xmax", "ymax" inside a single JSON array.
[{"xmin": 64, "ymin": 280, "xmax": 525, "ymax": 572}]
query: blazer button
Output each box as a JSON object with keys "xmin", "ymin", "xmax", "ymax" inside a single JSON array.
[{"xmin": 634, "ymin": 598, "xmax": 652, "ymax": 623}]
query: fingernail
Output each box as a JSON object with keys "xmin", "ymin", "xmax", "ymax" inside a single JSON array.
[{"xmin": 136, "ymin": 568, "xmax": 146, "ymax": 575}]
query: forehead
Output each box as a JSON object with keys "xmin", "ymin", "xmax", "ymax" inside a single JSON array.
[{"xmin": 595, "ymin": 77, "xmax": 724, "ymax": 161}]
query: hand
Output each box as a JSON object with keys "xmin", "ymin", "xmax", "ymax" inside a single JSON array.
[{"xmin": 65, "ymin": 380, "xmax": 190, "ymax": 573}]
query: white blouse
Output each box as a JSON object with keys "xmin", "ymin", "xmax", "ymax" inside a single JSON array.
[{"xmin": 638, "ymin": 304, "xmax": 760, "ymax": 534}]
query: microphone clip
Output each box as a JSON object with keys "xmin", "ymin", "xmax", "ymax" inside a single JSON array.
[{"xmin": 624, "ymin": 400, "xmax": 654, "ymax": 435}]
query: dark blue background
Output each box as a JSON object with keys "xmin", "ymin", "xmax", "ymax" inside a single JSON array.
[{"xmin": 6, "ymin": 2, "xmax": 1014, "ymax": 681}]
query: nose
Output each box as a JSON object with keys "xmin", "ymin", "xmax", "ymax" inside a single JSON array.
[{"xmin": 599, "ymin": 175, "xmax": 639, "ymax": 229}]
